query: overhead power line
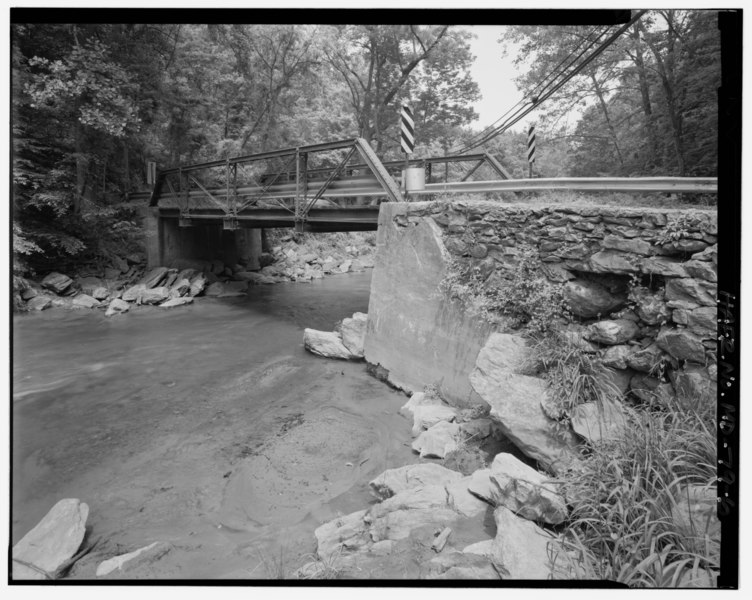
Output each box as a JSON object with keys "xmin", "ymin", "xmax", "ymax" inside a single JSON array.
[
  {"xmin": 449, "ymin": 23, "xmax": 610, "ymax": 154},
  {"xmin": 453, "ymin": 10, "xmax": 648, "ymax": 155}
]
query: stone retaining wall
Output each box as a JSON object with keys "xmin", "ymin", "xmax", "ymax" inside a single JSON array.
[{"xmin": 365, "ymin": 200, "xmax": 717, "ymax": 407}]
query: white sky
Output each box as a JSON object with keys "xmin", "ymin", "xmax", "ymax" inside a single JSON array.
[{"xmin": 464, "ymin": 25, "xmax": 534, "ymax": 133}]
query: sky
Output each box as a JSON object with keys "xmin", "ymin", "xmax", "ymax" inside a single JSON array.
[{"xmin": 464, "ymin": 26, "xmax": 534, "ymax": 133}]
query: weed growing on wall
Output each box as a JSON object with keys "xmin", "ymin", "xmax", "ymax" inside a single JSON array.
[{"xmin": 441, "ymin": 244, "xmax": 568, "ymax": 334}]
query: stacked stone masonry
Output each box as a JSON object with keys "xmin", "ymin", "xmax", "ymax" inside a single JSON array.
[{"xmin": 392, "ymin": 200, "xmax": 718, "ymax": 403}]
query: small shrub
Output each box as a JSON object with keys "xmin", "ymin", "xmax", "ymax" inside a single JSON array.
[{"xmin": 441, "ymin": 244, "xmax": 568, "ymax": 334}]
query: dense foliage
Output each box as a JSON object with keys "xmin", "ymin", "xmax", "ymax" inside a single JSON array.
[
  {"xmin": 12, "ymin": 12, "xmax": 720, "ymax": 275},
  {"xmin": 500, "ymin": 10, "xmax": 720, "ymax": 177}
]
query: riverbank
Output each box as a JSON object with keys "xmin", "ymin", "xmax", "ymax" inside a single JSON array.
[{"xmin": 12, "ymin": 230, "xmax": 377, "ymax": 315}]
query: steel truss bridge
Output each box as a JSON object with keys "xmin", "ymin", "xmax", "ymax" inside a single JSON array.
[{"xmin": 140, "ymin": 137, "xmax": 718, "ymax": 232}]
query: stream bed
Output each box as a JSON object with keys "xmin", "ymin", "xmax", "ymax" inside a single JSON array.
[{"xmin": 12, "ymin": 271, "xmax": 418, "ymax": 579}]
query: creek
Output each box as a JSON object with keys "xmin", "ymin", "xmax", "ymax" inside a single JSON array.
[{"xmin": 12, "ymin": 271, "xmax": 417, "ymax": 579}]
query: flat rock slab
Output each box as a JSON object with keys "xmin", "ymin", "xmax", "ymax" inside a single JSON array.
[
  {"xmin": 423, "ymin": 551, "xmax": 500, "ymax": 579},
  {"xmin": 159, "ymin": 297, "xmax": 194, "ymax": 309},
  {"xmin": 12, "ymin": 498, "xmax": 89, "ymax": 580},
  {"xmin": 96, "ymin": 542, "xmax": 172, "ymax": 577},
  {"xmin": 410, "ymin": 404, "xmax": 458, "ymax": 436},
  {"xmin": 488, "ymin": 506, "xmax": 555, "ymax": 579},
  {"xmin": 369, "ymin": 463, "xmax": 464, "ymax": 500},
  {"xmin": 27, "ymin": 296, "xmax": 52, "ymax": 311},
  {"xmin": 303, "ymin": 329, "xmax": 360, "ymax": 360}
]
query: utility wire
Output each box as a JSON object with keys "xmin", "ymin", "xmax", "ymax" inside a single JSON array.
[
  {"xmin": 452, "ymin": 24, "xmax": 612, "ymax": 153},
  {"xmin": 449, "ymin": 23, "xmax": 608, "ymax": 154},
  {"xmin": 455, "ymin": 10, "xmax": 647, "ymax": 155}
]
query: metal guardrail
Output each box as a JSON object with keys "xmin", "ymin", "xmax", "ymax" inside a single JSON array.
[
  {"xmin": 417, "ymin": 177, "xmax": 718, "ymax": 195},
  {"xmin": 136, "ymin": 175, "xmax": 718, "ymax": 204}
]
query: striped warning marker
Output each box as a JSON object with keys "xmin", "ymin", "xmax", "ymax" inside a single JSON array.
[
  {"xmin": 401, "ymin": 105, "xmax": 415, "ymax": 154},
  {"xmin": 527, "ymin": 125, "xmax": 536, "ymax": 164}
]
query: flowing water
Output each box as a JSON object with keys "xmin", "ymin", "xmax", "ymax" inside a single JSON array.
[{"xmin": 12, "ymin": 272, "xmax": 418, "ymax": 579}]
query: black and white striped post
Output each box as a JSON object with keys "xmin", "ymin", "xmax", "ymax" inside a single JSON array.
[
  {"xmin": 401, "ymin": 104, "xmax": 415, "ymax": 164},
  {"xmin": 527, "ymin": 124, "xmax": 536, "ymax": 178}
]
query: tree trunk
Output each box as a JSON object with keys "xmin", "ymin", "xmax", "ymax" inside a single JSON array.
[
  {"xmin": 641, "ymin": 21, "xmax": 686, "ymax": 176},
  {"xmin": 74, "ymin": 122, "xmax": 86, "ymax": 213},
  {"xmin": 123, "ymin": 141, "xmax": 130, "ymax": 193},
  {"xmin": 631, "ymin": 25, "xmax": 659, "ymax": 170},
  {"xmin": 590, "ymin": 73, "xmax": 624, "ymax": 167}
]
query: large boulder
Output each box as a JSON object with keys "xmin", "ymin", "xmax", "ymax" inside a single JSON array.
[
  {"xmin": 485, "ymin": 506, "xmax": 557, "ymax": 579},
  {"xmin": 96, "ymin": 542, "xmax": 171, "ymax": 577},
  {"xmin": 122, "ymin": 284, "xmax": 146, "ymax": 302},
  {"xmin": 656, "ymin": 328, "xmax": 706, "ymax": 364},
  {"xmin": 41, "ymin": 272, "xmax": 73, "ymax": 295},
  {"xmin": 470, "ymin": 334, "xmax": 580, "ymax": 474},
  {"xmin": 411, "ymin": 420, "xmax": 461, "ymax": 458},
  {"xmin": 586, "ymin": 319, "xmax": 640, "ymax": 345},
  {"xmin": 337, "ymin": 312, "xmax": 368, "ymax": 358},
  {"xmin": 12, "ymin": 499, "xmax": 89, "ymax": 580},
  {"xmin": 140, "ymin": 286, "xmax": 170, "ymax": 305},
  {"xmin": 303, "ymin": 329, "xmax": 360, "ymax": 360},
  {"xmin": 481, "ymin": 453, "xmax": 568, "ymax": 525},
  {"xmin": 562, "ymin": 278, "xmax": 625, "ymax": 318},
  {"xmin": 139, "ymin": 267, "xmax": 169, "ymax": 289},
  {"xmin": 625, "ymin": 343, "xmax": 664, "ymax": 373},
  {"xmin": 369, "ymin": 463, "xmax": 464, "ymax": 500}
]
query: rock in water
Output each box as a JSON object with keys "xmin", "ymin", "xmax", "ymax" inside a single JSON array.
[
  {"xmin": 122, "ymin": 284, "xmax": 146, "ymax": 302},
  {"xmin": 41, "ymin": 272, "xmax": 73, "ymax": 295},
  {"xmin": 105, "ymin": 298, "xmax": 130, "ymax": 317},
  {"xmin": 188, "ymin": 274, "xmax": 207, "ymax": 297},
  {"xmin": 303, "ymin": 329, "xmax": 360, "ymax": 360},
  {"xmin": 159, "ymin": 297, "xmax": 194, "ymax": 309},
  {"xmin": 96, "ymin": 542, "xmax": 171, "ymax": 577},
  {"xmin": 71, "ymin": 293, "xmax": 101, "ymax": 309},
  {"xmin": 470, "ymin": 333, "xmax": 580, "ymax": 474},
  {"xmin": 12, "ymin": 498, "xmax": 89, "ymax": 580},
  {"xmin": 337, "ymin": 312, "xmax": 367, "ymax": 358},
  {"xmin": 27, "ymin": 296, "xmax": 52, "ymax": 311},
  {"xmin": 369, "ymin": 463, "xmax": 464, "ymax": 500}
]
